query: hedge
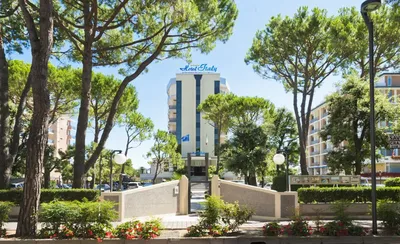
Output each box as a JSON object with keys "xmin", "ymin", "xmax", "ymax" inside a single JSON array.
[
  {"xmin": 0, "ymin": 189, "xmax": 99, "ymax": 204},
  {"xmin": 298, "ymin": 187, "xmax": 400, "ymax": 203},
  {"xmin": 385, "ymin": 178, "xmax": 400, "ymax": 187}
]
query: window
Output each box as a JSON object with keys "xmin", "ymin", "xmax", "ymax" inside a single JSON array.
[{"xmin": 388, "ymin": 76, "xmax": 392, "ymax": 87}]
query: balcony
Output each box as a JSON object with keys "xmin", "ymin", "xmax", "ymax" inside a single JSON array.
[
  {"xmin": 309, "ymin": 162, "xmax": 320, "ymax": 167},
  {"xmin": 322, "ymin": 148, "xmax": 330, "ymax": 154},
  {"xmin": 310, "ymin": 129, "xmax": 319, "ymax": 134},
  {"xmin": 169, "ymin": 118, "xmax": 176, "ymax": 123},
  {"xmin": 310, "ymin": 118, "xmax": 319, "ymax": 123},
  {"xmin": 169, "ymin": 105, "xmax": 176, "ymax": 109},
  {"xmin": 48, "ymin": 139, "xmax": 54, "ymax": 145},
  {"xmin": 322, "ymin": 112, "xmax": 328, "ymax": 118},
  {"xmin": 310, "ymin": 151, "xmax": 320, "ymax": 156},
  {"xmin": 310, "ymin": 140, "xmax": 319, "ymax": 145}
]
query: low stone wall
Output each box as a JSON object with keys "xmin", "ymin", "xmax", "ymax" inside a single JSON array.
[
  {"xmin": 217, "ymin": 179, "xmax": 298, "ymax": 220},
  {"xmin": 1, "ymin": 236, "xmax": 400, "ymax": 244},
  {"xmin": 300, "ymin": 203, "xmax": 371, "ymax": 219},
  {"xmin": 102, "ymin": 179, "xmax": 186, "ymax": 221}
]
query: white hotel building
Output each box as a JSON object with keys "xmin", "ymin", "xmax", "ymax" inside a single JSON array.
[
  {"xmin": 307, "ymin": 73, "xmax": 400, "ymax": 177},
  {"xmin": 167, "ymin": 70, "xmax": 230, "ymax": 178}
]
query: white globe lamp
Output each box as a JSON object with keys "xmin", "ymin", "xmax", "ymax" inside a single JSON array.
[
  {"xmin": 273, "ymin": 153, "xmax": 285, "ymax": 165},
  {"xmin": 114, "ymin": 153, "xmax": 127, "ymax": 165}
]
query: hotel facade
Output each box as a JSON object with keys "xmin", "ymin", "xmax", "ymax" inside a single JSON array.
[
  {"xmin": 307, "ymin": 73, "xmax": 400, "ymax": 178},
  {"xmin": 167, "ymin": 71, "xmax": 229, "ymax": 178}
]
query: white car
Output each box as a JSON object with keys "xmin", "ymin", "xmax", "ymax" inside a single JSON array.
[{"xmin": 126, "ymin": 182, "xmax": 143, "ymax": 190}]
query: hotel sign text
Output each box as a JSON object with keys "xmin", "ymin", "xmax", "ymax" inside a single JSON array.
[{"xmin": 180, "ymin": 64, "xmax": 217, "ymax": 73}]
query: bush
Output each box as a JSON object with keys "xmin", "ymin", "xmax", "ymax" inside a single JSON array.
[
  {"xmin": 271, "ymin": 175, "xmax": 286, "ymax": 192},
  {"xmin": 263, "ymin": 222, "xmax": 281, "ymax": 236},
  {"xmin": 0, "ymin": 202, "xmax": 12, "ymax": 237},
  {"xmin": 38, "ymin": 200, "xmax": 117, "ymax": 240},
  {"xmin": 281, "ymin": 215, "xmax": 312, "ymax": 236},
  {"xmin": 298, "ymin": 187, "xmax": 400, "ymax": 203},
  {"xmin": 385, "ymin": 178, "xmax": 400, "ymax": 187},
  {"xmin": 221, "ymin": 201, "xmax": 253, "ymax": 231},
  {"xmin": 186, "ymin": 196, "xmax": 253, "ymax": 237},
  {"xmin": 113, "ymin": 219, "xmax": 162, "ymax": 240},
  {"xmin": 330, "ymin": 201, "xmax": 351, "ymax": 226},
  {"xmin": 0, "ymin": 189, "xmax": 98, "ymax": 204},
  {"xmin": 320, "ymin": 221, "xmax": 367, "ymax": 236},
  {"xmin": 377, "ymin": 200, "xmax": 400, "ymax": 232}
]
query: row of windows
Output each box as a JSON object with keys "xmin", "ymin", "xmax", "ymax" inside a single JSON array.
[
  {"xmin": 176, "ymin": 81, "xmax": 182, "ymax": 146},
  {"xmin": 195, "ymin": 75, "xmax": 202, "ymax": 151},
  {"xmin": 214, "ymin": 80, "xmax": 220, "ymax": 146}
]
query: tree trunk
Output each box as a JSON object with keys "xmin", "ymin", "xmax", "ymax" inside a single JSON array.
[
  {"xmin": 73, "ymin": 1, "xmax": 93, "ymax": 188},
  {"xmin": 248, "ymin": 172, "xmax": 257, "ymax": 186},
  {"xmin": 83, "ymin": 30, "xmax": 170, "ymax": 173},
  {"xmin": 16, "ymin": 0, "xmax": 53, "ymax": 236},
  {"xmin": 0, "ymin": 76, "xmax": 32, "ymax": 188},
  {"xmin": 0, "ymin": 35, "xmax": 10, "ymax": 189},
  {"xmin": 152, "ymin": 162, "xmax": 159, "ymax": 184},
  {"xmin": 43, "ymin": 169, "xmax": 51, "ymax": 189},
  {"xmin": 216, "ymin": 127, "xmax": 221, "ymax": 174}
]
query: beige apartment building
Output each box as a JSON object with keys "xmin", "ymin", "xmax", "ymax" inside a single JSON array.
[
  {"xmin": 307, "ymin": 73, "xmax": 400, "ymax": 176},
  {"xmin": 48, "ymin": 115, "xmax": 74, "ymax": 180}
]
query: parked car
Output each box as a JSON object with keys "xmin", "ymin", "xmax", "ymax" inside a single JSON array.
[
  {"xmin": 126, "ymin": 182, "xmax": 142, "ymax": 189},
  {"xmin": 96, "ymin": 184, "xmax": 111, "ymax": 192},
  {"xmin": 263, "ymin": 183, "xmax": 272, "ymax": 189},
  {"xmin": 10, "ymin": 182, "xmax": 24, "ymax": 189}
]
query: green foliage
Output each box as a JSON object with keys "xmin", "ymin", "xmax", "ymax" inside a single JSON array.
[
  {"xmin": 320, "ymin": 73, "xmax": 398, "ymax": 174},
  {"xmin": 377, "ymin": 200, "xmax": 400, "ymax": 232},
  {"xmin": 246, "ymin": 6, "xmax": 352, "ymax": 174},
  {"xmin": 263, "ymin": 222, "xmax": 281, "ymax": 236},
  {"xmin": 281, "ymin": 215, "xmax": 312, "ymax": 236},
  {"xmin": 186, "ymin": 196, "xmax": 253, "ymax": 237},
  {"xmin": 147, "ymin": 130, "xmax": 182, "ymax": 183},
  {"xmin": 222, "ymin": 122, "xmax": 271, "ymax": 186},
  {"xmin": 113, "ymin": 218, "xmax": 162, "ymax": 240},
  {"xmin": 330, "ymin": 201, "xmax": 351, "ymax": 225},
  {"xmin": 0, "ymin": 202, "xmax": 13, "ymax": 236},
  {"xmin": 38, "ymin": 200, "xmax": 117, "ymax": 240},
  {"xmin": 0, "ymin": 189, "xmax": 98, "ymax": 204},
  {"xmin": 272, "ymin": 175, "xmax": 286, "ymax": 192},
  {"xmin": 298, "ymin": 187, "xmax": 400, "ymax": 203},
  {"xmin": 385, "ymin": 178, "xmax": 400, "ymax": 187},
  {"xmin": 320, "ymin": 221, "xmax": 366, "ymax": 236},
  {"xmin": 338, "ymin": 6, "xmax": 400, "ymax": 78}
]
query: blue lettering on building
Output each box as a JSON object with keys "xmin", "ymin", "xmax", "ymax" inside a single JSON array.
[{"xmin": 180, "ymin": 64, "xmax": 217, "ymax": 73}]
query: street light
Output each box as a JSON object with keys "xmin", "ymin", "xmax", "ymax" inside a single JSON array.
[
  {"xmin": 273, "ymin": 152, "xmax": 289, "ymax": 191},
  {"xmin": 361, "ymin": 0, "xmax": 381, "ymax": 235},
  {"xmin": 109, "ymin": 150, "xmax": 127, "ymax": 192},
  {"xmin": 86, "ymin": 176, "xmax": 93, "ymax": 189}
]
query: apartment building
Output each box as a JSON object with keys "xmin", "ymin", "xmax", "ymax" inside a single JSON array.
[
  {"xmin": 48, "ymin": 115, "xmax": 74, "ymax": 181},
  {"xmin": 306, "ymin": 73, "xmax": 400, "ymax": 175}
]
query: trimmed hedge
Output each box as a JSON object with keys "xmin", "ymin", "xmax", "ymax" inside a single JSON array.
[
  {"xmin": 0, "ymin": 189, "xmax": 99, "ymax": 204},
  {"xmin": 385, "ymin": 178, "xmax": 400, "ymax": 187},
  {"xmin": 298, "ymin": 187, "xmax": 400, "ymax": 203}
]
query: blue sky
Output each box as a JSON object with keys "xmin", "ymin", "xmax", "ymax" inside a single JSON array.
[{"xmin": 11, "ymin": 0, "xmax": 362, "ymax": 169}]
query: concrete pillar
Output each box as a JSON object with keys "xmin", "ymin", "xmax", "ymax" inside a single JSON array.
[
  {"xmin": 179, "ymin": 175, "xmax": 189, "ymax": 215},
  {"xmin": 211, "ymin": 175, "xmax": 220, "ymax": 197}
]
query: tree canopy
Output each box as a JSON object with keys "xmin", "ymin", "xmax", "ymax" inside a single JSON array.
[
  {"xmin": 320, "ymin": 73, "xmax": 399, "ymax": 175},
  {"xmin": 245, "ymin": 6, "xmax": 353, "ymax": 175}
]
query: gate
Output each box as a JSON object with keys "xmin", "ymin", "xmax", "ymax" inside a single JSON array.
[{"xmin": 187, "ymin": 153, "xmax": 211, "ymax": 213}]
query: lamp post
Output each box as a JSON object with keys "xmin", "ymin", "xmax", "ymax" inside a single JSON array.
[
  {"xmin": 86, "ymin": 176, "xmax": 93, "ymax": 189},
  {"xmin": 109, "ymin": 150, "xmax": 127, "ymax": 192},
  {"xmin": 361, "ymin": 0, "xmax": 381, "ymax": 235},
  {"xmin": 273, "ymin": 149, "xmax": 289, "ymax": 191}
]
